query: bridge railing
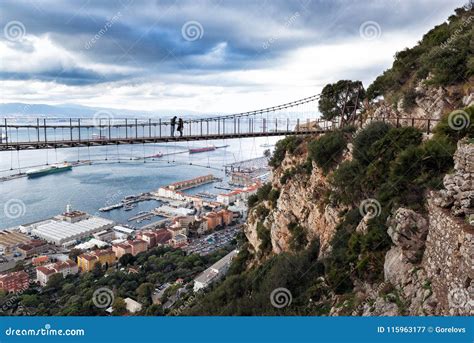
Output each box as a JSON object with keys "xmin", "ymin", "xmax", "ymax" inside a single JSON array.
[
  {"xmin": 364, "ymin": 116, "xmax": 440, "ymax": 133},
  {"xmin": 0, "ymin": 115, "xmax": 440, "ymax": 150},
  {"xmin": 0, "ymin": 116, "xmax": 337, "ymax": 148}
]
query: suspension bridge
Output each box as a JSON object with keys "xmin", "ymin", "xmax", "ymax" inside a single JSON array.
[
  {"xmin": 0, "ymin": 94, "xmax": 330, "ymax": 151},
  {"xmin": 0, "ymin": 93, "xmax": 439, "ymax": 152}
]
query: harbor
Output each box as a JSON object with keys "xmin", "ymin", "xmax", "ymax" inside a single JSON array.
[{"xmin": 96, "ymin": 174, "xmax": 226, "ymax": 228}]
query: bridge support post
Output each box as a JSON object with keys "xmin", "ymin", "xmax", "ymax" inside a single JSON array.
[
  {"xmin": 149, "ymin": 119, "xmax": 151, "ymax": 137},
  {"xmin": 70, "ymin": 118, "xmax": 73, "ymax": 141},
  {"xmin": 159, "ymin": 119, "xmax": 162, "ymax": 138},
  {"xmin": 135, "ymin": 119, "xmax": 138, "ymax": 138},
  {"xmin": 125, "ymin": 119, "xmax": 128, "ymax": 139},
  {"xmin": 37, "ymin": 118, "xmax": 40, "ymax": 143},
  {"xmin": 3, "ymin": 119, "xmax": 7, "ymax": 147},
  {"xmin": 44, "ymin": 119, "xmax": 47, "ymax": 144}
]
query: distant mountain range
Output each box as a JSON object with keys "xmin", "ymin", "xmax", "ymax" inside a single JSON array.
[{"xmin": 0, "ymin": 103, "xmax": 207, "ymax": 119}]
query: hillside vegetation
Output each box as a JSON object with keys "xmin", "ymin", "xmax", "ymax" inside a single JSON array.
[{"xmin": 366, "ymin": 5, "xmax": 473, "ymax": 103}]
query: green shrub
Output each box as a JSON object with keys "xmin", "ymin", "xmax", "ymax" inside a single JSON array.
[
  {"xmin": 433, "ymin": 106, "xmax": 474, "ymax": 142},
  {"xmin": 280, "ymin": 169, "xmax": 294, "ymax": 185},
  {"xmin": 330, "ymin": 160, "xmax": 364, "ymax": 205},
  {"xmin": 254, "ymin": 205, "xmax": 270, "ymax": 219},
  {"xmin": 256, "ymin": 222, "xmax": 272, "ymax": 253},
  {"xmin": 248, "ymin": 183, "xmax": 273, "ymax": 208},
  {"xmin": 268, "ymin": 188, "xmax": 280, "ymax": 207},
  {"xmin": 280, "ymin": 159, "xmax": 313, "ymax": 185},
  {"xmin": 308, "ymin": 130, "xmax": 347, "ymax": 174},
  {"xmin": 353, "ymin": 121, "xmax": 391, "ymax": 164},
  {"xmin": 365, "ymin": 126, "xmax": 422, "ymax": 185},
  {"xmin": 421, "ymin": 135, "xmax": 456, "ymax": 174},
  {"xmin": 288, "ymin": 222, "xmax": 308, "ymax": 251},
  {"xmin": 402, "ymin": 87, "xmax": 418, "ymax": 111},
  {"xmin": 256, "ymin": 183, "xmax": 272, "ymax": 201},
  {"xmin": 247, "ymin": 194, "xmax": 258, "ymax": 208},
  {"xmin": 269, "ymin": 136, "xmax": 303, "ymax": 167}
]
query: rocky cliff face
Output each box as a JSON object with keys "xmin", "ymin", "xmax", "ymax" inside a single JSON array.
[
  {"xmin": 367, "ymin": 77, "xmax": 473, "ymax": 131},
  {"xmin": 244, "ymin": 141, "xmax": 348, "ymax": 257}
]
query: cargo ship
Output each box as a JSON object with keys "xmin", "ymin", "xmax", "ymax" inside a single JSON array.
[
  {"xmin": 189, "ymin": 146, "xmax": 216, "ymax": 154},
  {"xmin": 26, "ymin": 163, "xmax": 72, "ymax": 178}
]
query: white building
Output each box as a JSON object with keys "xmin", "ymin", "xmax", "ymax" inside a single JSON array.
[
  {"xmin": 124, "ymin": 297, "xmax": 142, "ymax": 313},
  {"xmin": 154, "ymin": 205, "xmax": 194, "ymax": 217},
  {"xmin": 155, "ymin": 187, "xmax": 187, "ymax": 201},
  {"xmin": 30, "ymin": 216, "xmax": 114, "ymax": 246},
  {"xmin": 36, "ymin": 260, "xmax": 78, "ymax": 286},
  {"xmin": 228, "ymin": 200, "xmax": 248, "ymax": 219},
  {"xmin": 73, "ymin": 238, "xmax": 109, "ymax": 250},
  {"xmin": 112, "ymin": 225, "xmax": 135, "ymax": 239},
  {"xmin": 193, "ymin": 250, "xmax": 238, "ymax": 292},
  {"xmin": 216, "ymin": 183, "xmax": 260, "ymax": 206}
]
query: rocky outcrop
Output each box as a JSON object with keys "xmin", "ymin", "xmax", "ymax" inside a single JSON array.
[
  {"xmin": 367, "ymin": 78, "xmax": 472, "ymax": 131},
  {"xmin": 244, "ymin": 139, "xmax": 346, "ymax": 257},
  {"xmin": 386, "ymin": 208, "xmax": 428, "ymax": 263},
  {"xmin": 381, "ymin": 208, "xmax": 438, "ymax": 315},
  {"xmin": 434, "ymin": 139, "xmax": 474, "ymax": 218}
]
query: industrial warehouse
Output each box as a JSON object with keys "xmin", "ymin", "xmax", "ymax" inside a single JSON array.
[{"xmin": 24, "ymin": 208, "xmax": 115, "ymax": 246}]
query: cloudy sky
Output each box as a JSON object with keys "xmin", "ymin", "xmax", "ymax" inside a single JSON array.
[{"xmin": 0, "ymin": 0, "xmax": 466, "ymax": 114}]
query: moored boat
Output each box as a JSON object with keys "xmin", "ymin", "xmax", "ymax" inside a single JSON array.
[
  {"xmin": 189, "ymin": 146, "xmax": 216, "ymax": 154},
  {"xmin": 26, "ymin": 163, "xmax": 72, "ymax": 178}
]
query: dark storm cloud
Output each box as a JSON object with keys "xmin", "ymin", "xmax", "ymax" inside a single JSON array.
[{"xmin": 0, "ymin": 0, "xmax": 466, "ymax": 85}]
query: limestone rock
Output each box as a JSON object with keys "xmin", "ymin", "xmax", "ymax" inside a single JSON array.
[
  {"xmin": 433, "ymin": 139, "xmax": 474, "ymax": 218},
  {"xmin": 387, "ymin": 208, "xmax": 428, "ymax": 263}
]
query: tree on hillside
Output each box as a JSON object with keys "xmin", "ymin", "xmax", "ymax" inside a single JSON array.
[
  {"xmin": 318, "ymin": 80, "xmax": 365, "ymax": 124},
  {"xmin": 112, "ymin": 297, "xmax": 127, "ymax": 315},
  {"xmin": 119, "ymin": 253, "xmax": 135, "ymax": 266}
]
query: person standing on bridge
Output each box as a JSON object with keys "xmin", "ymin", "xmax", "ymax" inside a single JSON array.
[
  {"xmin": 170, "ymin": 116, "xmax": 177, "ymax": 137},
  {"xmin": 177, "ymin": 118, "xmax": 184, "ymax": 137}
]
